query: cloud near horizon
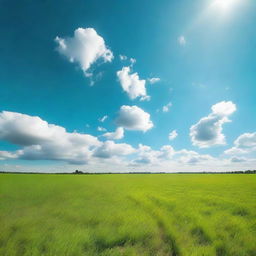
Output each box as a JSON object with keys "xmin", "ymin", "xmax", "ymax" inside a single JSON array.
[
  {"xmin": 225, "ymin": 132, "xmax": 256, "ymax": 155},
  {"xmin": 0, "ymin": 110, "xmax": 238, "ymax": 169},
  {"xmin": 0, "ymin": 111, "xmax": 134, "ymax": 164}
]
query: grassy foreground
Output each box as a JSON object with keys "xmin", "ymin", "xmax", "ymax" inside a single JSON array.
[{"xmin": 0, "ymin": 174, "xmax": 255, "ymax": 256}]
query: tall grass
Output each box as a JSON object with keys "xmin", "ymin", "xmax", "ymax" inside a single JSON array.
[{"xmin": 0, "ymin": 174, "xmax": 255, "ymax": 255}]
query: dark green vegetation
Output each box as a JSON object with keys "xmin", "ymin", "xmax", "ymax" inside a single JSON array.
[{"xmin": 0, "ymin": 174, "xmax": 255, "ymax": 256}]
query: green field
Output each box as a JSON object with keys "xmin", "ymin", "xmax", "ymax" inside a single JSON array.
[{"xmin": 0, "ymin": 174, "xmax": 255, "ymax": 256}]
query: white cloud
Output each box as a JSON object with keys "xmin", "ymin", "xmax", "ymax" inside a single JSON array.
[
  {"xmin": 117, "ymin": 66, "xmax": 149, "ymax": 101},
  {"xmin": 93, "ymin": 140, "xmax": 135, "ymax": 158},
  {"xmin": 0, "ymin": 111, "xmax": 100, "ymax": 164},
  {"xmin": 176, "ymin": 149, "xmax": 214, "ymax": 165},
  {"xmin": 0, "ymin": 151, "xmax": 18, "ymax": 160},
  {"xmin": 130, "ymin": 58, "xmax": 136, "ymax": 65},
  {"xmin": 103, "ymin": 127, "xmax": 124, "ymax": 140},
  {"xmin": 97, "ymin": 126, "xmax": 107, "ymax": 132},
  {"xmin": 233, "ymin": 132, "xmax": 256, "ymax": 149},
  {"xmin": 119, "ymin": 55, "xmax": 127, "ymax": 61},
  {"xmin": 0, "ymin": 110, "xmax": 254, "ymax": 172},
  {"xmin": 116, "ymin": 105, "xmax": 153, "ymax": 132},
  {"xmin": 119, "ymin": 55, "xmax": 136, "ymax": 66},
  {"xmin": 169, "ymin": 130, "xmax": 178, "ymax": 140},
  {"xmin": 163, "ymin": 102, "xmax": 172, "ymax": 112},
  {"xmin": 99, "ymin": 115, "xmax": 108, "ymax": 122},
  {"xmin": 133, "ymin": 144, "xmax": 175, "ymax": 165},
  {"xmin": 55, "ymin": 28, "xmax": 113, "ymax": 76},
  {"xmin": 230, "ymin": 156, "xmax": 246, "ymax": 163},
  {"xmin": 178, "ymin": 36, "xmax": 186, "ymax": 46},
  {"xmin": 224, "ymin": 147, "xmax": 247, "ymax": 155},
  {"xmin": 133, "ymin": 144, "xmax": 161, "ymax": 165},
  {"xmin": 148, "ymin": 77, "xmax": 160, "ymax": 84},
  {"xmin": 159, "ymin": 145, "xmax": 175, "ymax": 160},
  {"xmin": 224, "ymin": 132, "xmax": 256, "ymax": 155},
  {"xmin": 211, "ymin": 101, "xmax": 236, "ymax": 116},
  {"xmin": 190, "ymin": 101, "xmax": 236, "ymax": 148},
  {"xmin": 132, "ymin": 144, "xmax": 213, "ymax": 166}
]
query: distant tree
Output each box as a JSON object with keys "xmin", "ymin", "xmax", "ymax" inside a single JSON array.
[{"xmin": 74, "ymin": 170, "xmax": 83, "ymax": 174}]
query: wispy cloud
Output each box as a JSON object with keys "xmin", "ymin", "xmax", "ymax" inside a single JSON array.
[
  {"xmin": 169, "ymin": 130, "xmax": 178, "ymax": 141},
  {"xmin": 99, "ymin": 115, "xmax": 108, "ymax": 123},
  {"xmin": 148, "ymin": 77, "xmax": 160, "ymax": 84},
  {"xmin": 163, "ymin": 102, "xmax": 172, "ymax": 112}
]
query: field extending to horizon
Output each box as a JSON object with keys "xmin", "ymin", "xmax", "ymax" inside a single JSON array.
[{"xmin": 0, "ymin": 174, "xmax": 256, "ymax": 256}]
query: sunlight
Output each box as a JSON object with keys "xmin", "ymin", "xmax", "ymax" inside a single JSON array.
[{"xmin": 211, "ymin": 0, "xmax": 240, "ymax": 12}]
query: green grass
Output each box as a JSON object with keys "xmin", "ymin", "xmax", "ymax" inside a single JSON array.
[{"xmin": 0, "ymin": 174, "xmax": 256, "ymax": 256}]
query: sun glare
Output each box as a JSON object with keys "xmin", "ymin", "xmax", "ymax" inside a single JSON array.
[{"xmin": 212, "ymin": 0, "xmax": 240, "ymax": 12}]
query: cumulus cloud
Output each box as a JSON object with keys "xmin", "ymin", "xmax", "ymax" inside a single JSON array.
[
  {"xmin": 190, "ymin": 101, "xmax": 236, "ymax": 148},
  {"xmin": 132, "ymin": 144, "xmax": 213, "ymax": 166},
  {"xmin": 148, "ymin": 77, "xmax": 160, "ymax": 84},
  {"xmin": 176, "ymin": 149, "xmax": 214, "ymax": 165},
  {"xmin": 159, "ymin": 145, "xmax": 176, "ymax": 160},
  {"xmin": 224, "ymin": 147, "xmax": 247, "ymax": 155},
  {"xmin": 93, "ymin": 140, "xmax": 135, "ymax": 158},
  {"xmin": 0, "ymin": 111, "xmax": 101, "ymax": 164},
  {"xmin": 0, "ymin": 111, "xmax": 141, "ymax": 165},
  {"xmin": 169, "ymin": 130, "xmax": 178, "ymax": 140},
  {"xmin": 55, "ymin": 28, "xmax": 113, "ymax": 76},
  {"xmin": 233, "ymin": 132, "xmax": 256, "ymax": 149},
  {"xmin": 224, "ymin": 132, "xmax": 256, "ymax": 155},
  {"xmin": 103, "ymin": 127, "xmax": 124, "ymax": 140},
  {"xmin": 0, "ymin": 151, "xmax": 18, "ymax": 160},
  {"xmin": 0, "ymin": 110, "xmax": 252, "ymax": 172},
  {"xmin": 230, "ymin": 156, "xmax": 246, "ymax": 163},
  {"xmin": 117, "ymin": 66, "xmax": 149, "ymax": 101},
  {"xmin": 133, "ymin": 145, "xmax": 175, "ymax": 165},
  {"xmin": 178, "ymin": 36, "xmax": 186, "ymax": 46},
  {"xmin": 133, "ymin": 144, "xmax": 161, "ymax": 165},
  {"xmin": 211, "ymin": 101, "xmax": 236, "ymax": 116},
  {"xmin": 116, "ymin": 105, "xmax": 153, "ymax": 132},
  {"xmin": 163, "ymin": 102, "xmax": 172, "ymax": 112}
]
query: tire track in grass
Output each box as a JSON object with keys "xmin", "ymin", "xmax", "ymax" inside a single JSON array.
[
  {"xmin": 148, "ymin": 196, "xmax": 213, "ymax": 248},
  {"xmin": 128, "ymin": 196, "xmax": 180, "ymax": 256}
]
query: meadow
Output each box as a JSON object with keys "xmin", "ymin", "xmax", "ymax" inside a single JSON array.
[{"xmin": 0, "ymin": 173, "xmax": 255, "ymax": 256}]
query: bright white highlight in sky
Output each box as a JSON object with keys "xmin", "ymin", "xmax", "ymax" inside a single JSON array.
[
  {"xmin": 178, "ymin": 36, "xmax": 186, "ymax": 46},
  {"xmin": 211, "ymin": 0, "xmax": 240, "ymax": 12}
]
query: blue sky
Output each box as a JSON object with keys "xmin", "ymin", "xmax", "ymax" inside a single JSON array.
[{"xmin": 0, "ymin": 0, "xmax": 255, "ymax": 172}]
